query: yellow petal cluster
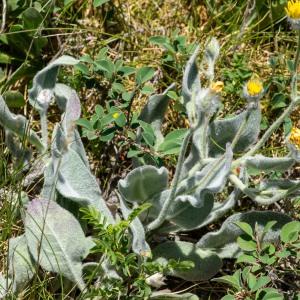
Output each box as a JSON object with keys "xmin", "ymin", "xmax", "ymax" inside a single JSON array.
[
  {"xmin": 210, "ymin": 81, "xmax": 224, "ymax": 93},
  {"xmin": 286, "ymin": 0, "xmax": 300, "ymax": 19},
  {"xmin": 289, "ymin": 126, "xmax": 300, "ymax": 148},
  {"xmin": 246, "ymin": 78, "xmax": 263, "ymax": 96}
]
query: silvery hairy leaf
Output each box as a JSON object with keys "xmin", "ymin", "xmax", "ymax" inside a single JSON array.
[
  {"xmin": 56, "ymin": 148, "xmax": 115, "ymax": 223},
  {"xmin": 182, "ymin": 45, "xmax": 201, "ymax": 122},
  {"xmin": 5, "ymin": 129, "xmax": 31, "ymax": 167},
  {"xmin": 209, "ymin": 105, "xmax": 261, "ymax": 157},
  {"xmin": 150, "ymin": 292, "xmax": 199, "ymax": 299},
  {"xmin": 197, "ymin": 211, "xmax": 292, "ymax": 258},
  {"xmin": 166, "ymin": 145, "xmax": 233, "ymax": 230},
  {"xmin": 118, "ymin": 165, "xmax": 168, "ymax": 204},
  {"xmin": 203, "ymin": 37, "xmax": 219, "ymax": 80},
  {"xmin": 244, "ymin": 155, "xmax": 295, "ymax": 173},
  {"xmin": 195, "ymin": 186, "xmax": 241, "ymax": 230},
  {"xmin": 153, "ymin": 241, "xmax": 222, "ymax": 281},
  {"xmin": 0, "ymin": 274, "xmax": 11, "ymax": 298},
  {"xmin": 25, "ymin": 199, "xmax": 94, "ymax": 290},
  {"xmin": 28, "ymin": 56, "xmax": 79, "ymax": 111},
  {"xmin": 8, "ymin": 235, "xmax": 35, "ymax": 292},
  {"xmin": 0, "ymin": 95, "xmax": 44, "ymax": 152}
]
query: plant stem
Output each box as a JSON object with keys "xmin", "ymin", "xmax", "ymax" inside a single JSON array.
[
  {"xmin": 40, "ymin": 110, "xmax": 48, "ymax": 151},
  {"xmin": 294, "ymin": 30, "xmax": 300, "ymax": 74},
  {"xmin": 146, "ymin": 129, "xmax": 192, "ymax": 231},
  {"xmin": 230, "ymin": 108, "xmax": 250, "ymax": 150}
]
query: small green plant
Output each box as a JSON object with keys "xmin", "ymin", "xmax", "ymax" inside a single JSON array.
[
  {"xmin": 80, "ymin": 205, "xmax": 193, "ymax": 299},
  {"xmin": 149, "ymin": 30, "xmax": 196, "ymax": 72},
  {"xmin": 214, "ymin": 220, "xmax": 300, "ymax": 300}
]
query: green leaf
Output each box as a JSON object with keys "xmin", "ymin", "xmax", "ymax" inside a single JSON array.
[
  {"xmin": 0, "ymin": 52, "xmax": 11, "ymax": 64},
  {"xmin": 280, "ymin": 221, "xmax": 300, "ymax": 243},
  {"xmin": 3, "ymin": 91, "xmax": 25, "ymax": 108},
  {"xmin": 139, "ymin": 120, "xmax": 156, "ymax": 147},
  {"xmin": 221, "ymin": 296, "xmax": 235, "ymax": 300},
  {"xmin": 257, "ymin": 288, "xmax": 284, "ymax": 300},
  {"xmin": 119, "ymin": 66, "xmax": 136, "ymax": 76},
  {"xmin": 212, "ymin": 270, "xmax": 242, "ymax": 290},
  {"xmin": 29, "ymin": 55, "xmax": 79, "ymax": 111},
  {"xmin": 271, "ymin": 93, "xmax": 287, "ymax": 109},
  {"xmin": 256, "ymin": 280, "xmax": 277, "ymax": 297},
  {"xmin": 127, "ymin": 149, "xmax": 142, "ymax": 158},
  {"xmin": 119, "ymin": 198, "xmax": 151, "ymax": 257},
  {"xmin": 237, "ymin": 235, "xmax": 257, "ymax": 252},
  {"xmin": 93, "ymin": 0, "xmax": 110, "ymax": 7},
  {"xmin": 95, "ymin": 59, "xmax": 115, "ymax": 78},
  {"xmin": 235, "ymin": 222, "xmax": 254, "ymax": 238},
  {"xmin": 247, "ymin": 273, "xmax": 257, "ymax": 290},
  {"xmin": 149, "ymin": 36, "xmax": 169, "ymax": 45},
  {"xmin": 76, "ymin": 118, "xmax": 93, "ymax": 130},
  {"xmin": 136, "ymin": 67, "xmax": 155, "ymax": 85},
  {"xmin": 22, "ymin": 8, "xmax": 43, "ymax": 30},
  {"xmin": 141, "ymin": 85, "xmax": 155, "ymax": 95},
  {"xmin": 111, "ymin": 82, "xmax": 125, "ymax": 94},
  {"xmin": 158, "ymin": 129, "xmax": 188, "ymax": 155},
  {"xmin": 75, "ymin": 63, "xmax": 90, "ymax": 75},
  {"xmin": 236, "ymin": 254, "xmax": 257, "ymax": 265},
  {"xmin": 262, "ymin": 221, "xmax": 277, "ymax": 238},
  {"xmin": 80, "ymin": 54, "xmax": 94, "ymax": 63}
]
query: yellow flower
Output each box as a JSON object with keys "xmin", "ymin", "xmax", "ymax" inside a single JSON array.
[
  {"xmin": 210, "ymin": 81, "xmax": 224, "ymax": 93},
  {"xmin": 246, "ymin": 78, "xmax": 263, "ymax": 96},
  {"xmin": 289, "ymin": 126, "xmax": 300, "ymax": 149},
  {"xmin": 112, "ymin": 112, "xmax": 119, "ymax": 119},
  {"xmin": 243, "ymin": 75, "xmax": 264, "ymax": 101},
  {"xmin": 285, "ymin": 1, "xmax": 300, "ymax": 29},
  {"xmin": 286, "ymin": 0, "xmax": 300, "ymax": 19}
]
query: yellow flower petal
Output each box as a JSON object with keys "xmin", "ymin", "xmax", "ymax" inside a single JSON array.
[
  {"xmin": 246, "ymin": 78, "xmax": 263, "ymax": 96},
  {"xmin": 286, "ymin": 0, "xmax": 300, "ymax": 19},
  {"xmin": 210, "ymin": 81, "xmax": 224, "ymax": 93},
  {"xmin": 289, "ymin": 126, "xmax": 300, "ymax": 149}
]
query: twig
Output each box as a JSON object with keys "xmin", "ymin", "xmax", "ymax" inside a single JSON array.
[{"xmin": 1, "ymin": 0, "xmax": 7, "ymax": 33}]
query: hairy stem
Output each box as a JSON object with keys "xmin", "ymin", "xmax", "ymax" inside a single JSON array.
[{"xmin": 146, "ymin": 130, "xmax": 192, "ymax": 231}]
